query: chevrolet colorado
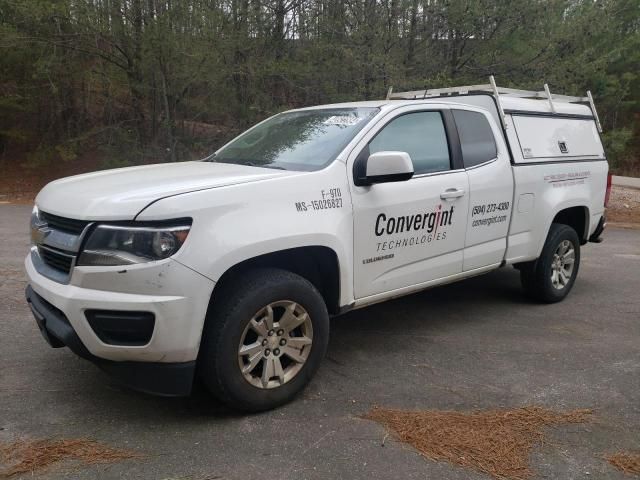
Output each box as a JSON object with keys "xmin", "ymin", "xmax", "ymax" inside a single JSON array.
[{"xmin": 25, "ymin": 78, "xmax": 609, "ymax": 411}]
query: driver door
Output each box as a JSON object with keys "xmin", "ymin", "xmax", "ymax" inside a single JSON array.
[{"xmin": 350, "ymin": 107, "xmax": 469, "ymax": 299}]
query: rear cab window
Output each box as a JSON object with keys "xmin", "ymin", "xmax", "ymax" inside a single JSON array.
[{"xmin": 452, "ymin": 109, "xmax": 498, "ymax": 168}]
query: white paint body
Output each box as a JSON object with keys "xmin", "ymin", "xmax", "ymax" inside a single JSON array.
[{"xmin": 25, "ymin": 95, "xmax": 608, "ymax": 364}]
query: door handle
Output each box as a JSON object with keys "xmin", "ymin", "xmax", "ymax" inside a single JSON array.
[{"xmin": 440, "ymin": 188, "xmax": 466, "ymax": 200}]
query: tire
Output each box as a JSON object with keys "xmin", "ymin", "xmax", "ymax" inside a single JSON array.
[
  {"xmin": 520, "ymin": 223, "xmax": 581, "ymax": 303},
  {"xmin": 199, "ymin": 268, "xmax": 329, "ymax": 412}
]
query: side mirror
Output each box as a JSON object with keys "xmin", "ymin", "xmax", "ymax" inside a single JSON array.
[{"xmin": 354, "ymin": 151, "xmax": 414, "ymax": 186}]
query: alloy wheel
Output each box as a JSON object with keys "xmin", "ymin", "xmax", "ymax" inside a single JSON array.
[
  {"xmin": 237, "ymin": 301, "xmax": 313, "ymax": 389},
  {"xmin": 550, "ymin": 240, "xmax": 575, "ymax": 290}
]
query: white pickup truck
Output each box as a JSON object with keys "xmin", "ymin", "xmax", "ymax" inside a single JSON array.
[{"xmin": 26, "ymin": 78, "xmax": 610, "ymax": 411}]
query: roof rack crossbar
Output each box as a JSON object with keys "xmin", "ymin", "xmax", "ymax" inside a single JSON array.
[
  {"xmin": 387, "ymin": 76, "xmax": 602, "ymax": 131},
  {"xmin": 389, "ymin": 86, "xmax": 589, "ymax": 103}
]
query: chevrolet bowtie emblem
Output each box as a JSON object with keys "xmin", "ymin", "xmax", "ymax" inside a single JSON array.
[{"xmin": 31, "ymin": 222, "xmax": 51, "ymax": 245}]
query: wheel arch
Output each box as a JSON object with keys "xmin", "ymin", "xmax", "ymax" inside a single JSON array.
[
  {"xmin": 536, "ymin": 204, "xmax": 590, "ymax": 257},
  {"xmin": 209, "ymin": 246, "xmax": 342, "ymax": 316},
  {"xmin": 551, "ymin": 205, "xmax": 590, "ymax": 244}
]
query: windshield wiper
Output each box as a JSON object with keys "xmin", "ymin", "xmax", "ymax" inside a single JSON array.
[{"xmin": 203, "ymin": 156, "xmax": 286, "ymax": 170}]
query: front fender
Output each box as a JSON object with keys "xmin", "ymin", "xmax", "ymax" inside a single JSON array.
[{"xmin": 136, "ymin": 163, "xmax": 355, "ymax": 306}]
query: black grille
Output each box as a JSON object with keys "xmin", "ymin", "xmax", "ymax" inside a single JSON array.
[
  {"xmin": 38, "ymin": 246, "xmax": 74, "ymax": 274},
  {"xmin": 40, "ymin": 211, "xmax": 90, "ymax": 235}
]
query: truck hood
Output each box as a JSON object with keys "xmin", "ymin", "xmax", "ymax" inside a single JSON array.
[{"xmin": 36, "ymin": 161, "xmax": 296, "ymax": 220}]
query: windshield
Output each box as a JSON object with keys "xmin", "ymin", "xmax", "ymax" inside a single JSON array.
[{"xmin": 207, "ymin": 107, "xmax": 379, "ymax": 171}]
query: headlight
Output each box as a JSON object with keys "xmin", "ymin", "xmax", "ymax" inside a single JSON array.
[{"xmin": 77, "ymin": 222, "xmax": 191, "ymax": 266}]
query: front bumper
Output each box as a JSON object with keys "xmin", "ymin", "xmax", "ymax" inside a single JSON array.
[
  {"xmin": 25, "ymin": 253, "xmax": 214, "ymax": 362},
  {"xmin": 24, "ymin": 252, "xmax": 215, "ymax": 396},
  {"xmin": 26, "ymin": 285, "xmax": 195, "ymax": 396}
]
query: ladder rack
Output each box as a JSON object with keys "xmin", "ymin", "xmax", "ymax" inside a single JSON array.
[{"xmin": 386, "ymin": 75, "xmax": 603, "ymax": 133}]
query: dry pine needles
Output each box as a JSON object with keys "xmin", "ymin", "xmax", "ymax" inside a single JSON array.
[
  {"xmin": 0, "ymin": 438, "xmax": 141, "ymax": 478},
  {"xmin": 606, "ymin": 452, "xmax": 640, "ymax": 477},
  {"xmin": 363, "ymin": 405, "xmax": 592, "ymax": 480}
]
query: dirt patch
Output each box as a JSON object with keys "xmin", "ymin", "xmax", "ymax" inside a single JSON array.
[
  {"xmin": 608, "ymin": 186, "xmax": 640, "ymax": 226},
  {"xmin": 606, "ymin": 452, "xmax": 640, "ymax": 477},
  {"xmin": 363, "ymin": 406, "xmax": 592, "ymax": 480},
  {"xmin": 0, "ymin": 438, "xmax": 142, "ymax": 478}
]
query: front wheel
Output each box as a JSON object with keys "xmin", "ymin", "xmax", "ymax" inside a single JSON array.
[
  {"xmin": 199, "ymin": 268, "xmax": 329, "ymax": 412},
  {"xmin": 520, "ymin": 223, "xmax": 581, "ymax": 303}
]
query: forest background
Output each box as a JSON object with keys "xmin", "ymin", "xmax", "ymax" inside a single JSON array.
[{"xmin": 1, "ymin": 0, "xmax": 638, "ymax": 197}]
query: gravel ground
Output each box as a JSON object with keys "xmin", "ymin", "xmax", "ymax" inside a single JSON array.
[{"xmin": 608, "ymin": 185, "xmax": 640, "ymax": 225}]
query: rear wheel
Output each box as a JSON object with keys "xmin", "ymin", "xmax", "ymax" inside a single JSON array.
[
  {"xmin": 199, "ymin": 268, "xmax": 329, "ymax": 412},
  {"xmin": 520, "ymin": 223, "xmax": 581, "ymax": 303}
]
